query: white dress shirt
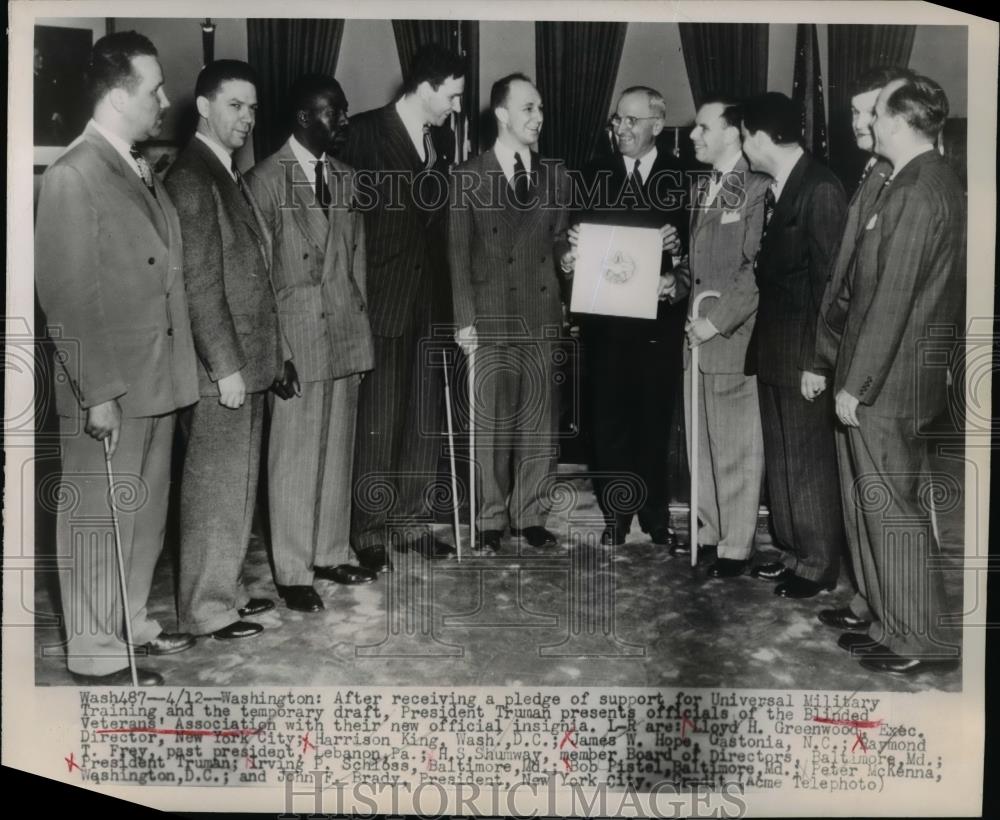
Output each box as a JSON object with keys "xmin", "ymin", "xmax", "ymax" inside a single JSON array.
[
  {"xmin": 493, "ymin": 139, "xmax": 533, "ymax": 186},
  {"xmin": 395, "ymin": 98, "xmax": 429, "ymax": 162},
  {"xmin": 706, "ymin": 149, "xmax": 743, "ymax": 206},
  {"xmin": 196, "ymin": 132, "xmax": 237, "ymax": 180},
  {"xmin": 90, "ymin": 119, "xmax": 147, "ymax": 183},
  {"xmin": 623, "ymin": 146, "xmax": 658, "ymax": 184},
  {"xmin": 289, "ymin": 134, "xmax": 327, "ymax": 185}
]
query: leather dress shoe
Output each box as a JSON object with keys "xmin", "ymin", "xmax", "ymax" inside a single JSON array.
[
  {"xmin": 277, "ymin": 585, "xmax": 324, "ymax": 612},
  {"xmin": 476, "ymin": 529, "xmax": 503, "ymax": 554},
  {"xmin": 775, "ymin": 576, "xmax": 835, "ymax": 599},
  {"xmin": 357, "ymin": 545, "xmax": 393, "ymax": 573},
  {"xmin": 511, "ymin": 526, "xmax": 558, "ymax": 548},
  {"xmin": 71, "ymin": 667, "xmax": 164, "ymax": 686},
  {"xmin": 649, "ymin": 527, "xmax": 678, "ymax": 549},
  {"xmin": 859, "ymin": 652, "xmax": 960, "ymax": 676},
  {"xmin": 212, "ymin": 621, "xmax": 263, "ymax": 640},
  {"xmin": 837, "ymin": 632, "xmax": 885, "ymax": 655},
  {"xmin": 238, "ymin": 598, "xmax": 274, "ymax": 618},
  {"xmin": 818, "ymin": 607, "xmax": 871, "ymax": 631},
  {"xmin": 403, "ymin": 533, "xmax": 457, "ymax": 559},
  {"xmin": 707, "ymin": 558, "xmax": 746, "ymax": 578},
  {"xmin": 751, "ymin": 561, "xmax": 793, "ymax": 581},
  {"xmin": 314, "ymin": 564, "xmax": 377, "ymax": 584},
  {"xmin": 139, "ymin": 631, "xmax": 196, "ymax": 656},
  {"xmin": 669, "ymin": 540, "xmax": 693, "ymax": 558}
]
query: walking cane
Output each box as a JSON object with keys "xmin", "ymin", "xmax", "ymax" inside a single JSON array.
[
  {"xmin": 468, "ymin": 345, "xmax": 476, "ymax": 557},
  {"xmin": 441, "ymin": 352, "xmax": 463, "ymax": 560},
  {"xmin": 689, "ymin": 290, "xmax": 720, "ymax": 569},
  {"xmin": 103, "ymin": 436, "xmax": 139, "ymax": 688}
]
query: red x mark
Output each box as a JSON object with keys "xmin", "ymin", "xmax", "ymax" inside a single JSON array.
[
  {"xmin": 681, "ymin": 711, "xmax": 697, "ymax": 738},
  {"xmin": 559, "ymin": 726, "xmax": 577, "ymax": 749},
  {"xmin": 65, "ymin": 752, "xmax": 81, "ymax": 773},
  {"xmin": 301, "ymin": 733, "xmax": 317, "ymax": 754},
  {"xmin": 561, "ymin": 753, "xmax": 572, "ymax": 771},
  {"xmin": 852, "ymin": 734, "xmax": 868, "ymax": 753}
]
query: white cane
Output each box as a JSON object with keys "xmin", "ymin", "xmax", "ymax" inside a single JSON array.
[
  {"xmin": 689, "ymin": 290, "xmax": 720, "ymax": 569},
  {"xmin": 442, "ymin": 354, "xmax": 463, "ymax": 560},
  {"xmin": 103, "ymin": 436, "xmax": 139, "ymax": 688},
  {"xmin": 468, "ymin": 345, "xmax": 476, "ymax": 559}
]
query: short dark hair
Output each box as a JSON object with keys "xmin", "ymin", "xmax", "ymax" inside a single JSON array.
[
  {"xmin": 401, "ymin": 44, "xmax": 466, "ymax": 94},
  {"xmin": 288, "ymin": 73, "xmax": 344, "ymax": 124},
  {"xmin": 490, "ymin": 72, "xmax": 533, "ymax": 112},
  {"xmin": 884, "ymin": 74, "xmax": 950, "ymax": 139},
  {"xmin": 742, "ymin": 92, "xmax": 802, "ymax": 146},
  {"xmin": 699, "ymin": 95, "xmax": 743, "ymax": 130},
  {"xmin": 87, "ymin": 31, "xmax": 158, "ymax": 102},
  {"xmin": 195, "ymin": 59, "xmax": 258, "ymax": 100},
  {"xmin": 850, "ymin": 65, "xmax": 915, "ymax": 98}
]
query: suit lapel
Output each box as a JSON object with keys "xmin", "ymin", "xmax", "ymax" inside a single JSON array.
[
  {"xmin": 383, "ymin": 105, "xmax": 424, "ymax": 172},
  {"xmin": 278, "ymin": 141, "xmax": 330, "ymax": 260},
  {"xmin": 769, "ymin": 152, "xmax": 809, "ymax": 229}
]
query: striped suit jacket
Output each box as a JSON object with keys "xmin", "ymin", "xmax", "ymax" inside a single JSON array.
[
  {"xmin": 340, "ymin": 104, "xmax": 451, "ymax": 337},
  {"xmin": 246, "ymin": 141, "xmax": 373, "ymax": 381},
  {"xmin": 448, "ymin": 148, "xmax": 571, "ymax": 339}
]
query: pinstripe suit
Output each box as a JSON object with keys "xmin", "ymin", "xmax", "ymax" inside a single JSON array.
[
  {"xmin": 750, "ymin": 152, "xmax": 847, "ymax": 584},
  {"xmin": 449, "ymin": 148, "xmax": 571, "ymax": 530},
  {"xmin": 246, "ymin": 141, "xmax": 374, "ymax": 585},
  {"xmin": 823, "ymin": 149, "xmax": 965, "ymax": 658},
  {"xmin": 675, "ymin": 157, "xmax": 770, "ymax": 559},
  {"xmin": 341, "ymin": 105, "xmax": 451, "ymax": 549},
  {"xmin": 165, "ymin": 136, "xmax": 286, "ymax": 635}
]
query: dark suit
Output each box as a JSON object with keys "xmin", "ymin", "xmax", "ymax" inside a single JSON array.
[
  {"xmin": 750, "ymin": 151, "xmax": 847, "ymax": 584},
  {"xmin": 574, "ymin": 150, "xmax": 688, "ymax": 534},
  {"xmin": 247, "ymin": 141, "xmax": 374, "ymax": 585},
  {"xmin": 341, "ymin": 104, "xmax": 450, "ymax": 549},
  {"xmin": 165, "ymin": 135, "xmax": 285, "ymax": 635},
  {"xmin": 449, "ymin": 148, "xmax": 571, "ymax": 530},
  {"xmin": 823, "ymin": 149, "xmax": 965, "ymax": 658},
  {"xmin": 35, "ymin": 123, "xmax": 199, "ymax": 675}
]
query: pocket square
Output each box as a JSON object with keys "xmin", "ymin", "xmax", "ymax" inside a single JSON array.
[
  {"xmin": 865, "ymin": 213, "xmax": 878, "ymax": 230},
  {"xmin": 721, "ymin": 210, "xmax": 741, "ymax": 225}
]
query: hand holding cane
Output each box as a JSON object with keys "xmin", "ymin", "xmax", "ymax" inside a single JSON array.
[
  {"xmin": 103, "ymin": 436, "xmax": 139, "ymax": 688},
  {"xmin": 688, "ymin": 290, "xmax": 720, "ymax": 569}
]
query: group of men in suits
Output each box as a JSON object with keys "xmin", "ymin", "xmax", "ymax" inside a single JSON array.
[{"xmin": 37, "ymin": 28, "xmax": 962, "ymax": 685}]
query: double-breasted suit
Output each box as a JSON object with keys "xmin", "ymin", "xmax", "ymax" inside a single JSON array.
[
  {"xmin": 820, "ymin": 149, "xmax": 965, "ymax": 658},
  {"xmin": 341, "ymin": 104, "xmax": 451, "ymax": 549},
  {"xmin": 247, "ymin": 140, "xmax": 374, "ymax": 585},
  {"xmin": 35, "ymin": 123, "xmax": 199, "ymax": 675},
  {"xmin": 675, "ymin": 157, "xmax": 770, "ymax": 559},
  {"xmin": 749, "ymin": 151, "xmax": 847, "ymax": 585},
  {"xmin": 449, "ymin": 148, "xmax": 571, "ymax": 531},
  {"xmin": 165, "ymin": 135, "xmax": 287, "ymax": 635},
  {"xmin": 575, "ymin": 149, "xmax": 688, "ymax": 537}
]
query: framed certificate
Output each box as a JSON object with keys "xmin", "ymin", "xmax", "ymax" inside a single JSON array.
[{"xmin": 569, "ymin": 223, "xmax": 661, "ymax": 319}]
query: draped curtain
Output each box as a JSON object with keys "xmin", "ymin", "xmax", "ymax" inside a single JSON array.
[
  {"xmin": 534, "ymin": 21, "xmax": 627, "ymax": 170},
  {"xmin": 678, "ymin": 23, "xmax": 769, "ymax": 108},
  {"xmin": 392, "ymin": 19, "xmax": 480, "ymax": 159},
  {"xmin": 827, "ymin": 24, "xmax": 915, "ymax": 190},
  {"xmin": 246, "ymin": 19, "xmax": 345, "ymax": 160}
]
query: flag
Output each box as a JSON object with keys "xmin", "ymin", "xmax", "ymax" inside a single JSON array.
[{"xmin": 792, "ymin": 23, "xmax": 829, "ymax": 162}]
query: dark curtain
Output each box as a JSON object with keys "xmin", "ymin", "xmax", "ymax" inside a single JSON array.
[
  {"xmin": 246, "ymin": 19, "xmax": 345, "ymax": 160},
  {"xmin": 793, "ymin": 24, "xmax": 829, "ymax": 162},
  {"xmin": 392, "ymin": 19, "xmax": 480, "ymax": 159},
  {"xmin": 678, "ymin": 23, "xmax": 769, "ymax": 108},
  {"xmin": 828, "ymin": 24, "xmax": 915, "ymax": 191},
  {"xmin": 535, "ymin": 21, "xmax": 627, "ymax": 170}
]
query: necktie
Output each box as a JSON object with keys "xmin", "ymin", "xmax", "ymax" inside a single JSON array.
[
  {"xmin": 422, "ymin": 125, "xmax": 437, "ymax": 170},
  {"xmin": 625, "ymin": 158, "xmax": 638, "ymax": 186},
  {"xmin": 130, "ymin": 146, "xmax": 156, "ymax": 197},
  {"xmin": 710, "ymin": 169, "xmax": 722, "ymax": 184},
  {"xmin": 231, "ymin": 158, "xmax": 253, "ymax": 207},
  {"xmin": 513, "ymin": 151, "xmax": 532, "ymax": 205},
  {"xmin": 764, "ymin": 186, "xmax": 777, "ymax": 226},
  {"xmin": 315, "ymin": 160, "xmax": 331, "ymax": 217}
]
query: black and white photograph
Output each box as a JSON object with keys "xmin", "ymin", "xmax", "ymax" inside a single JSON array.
[{"xmin": 4, "ymin": 1, "xmax": 995, "ymax": 816}]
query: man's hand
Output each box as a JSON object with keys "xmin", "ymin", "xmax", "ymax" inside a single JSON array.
[
  {"xmin": 456, "ymin": 325, "xmax": 478, "ymax": 355},
  {"xmin": 835, "ymin": 389, "xmax": 860, "ymax": 427},
  {"xmin": 657, "ymin": 273, "xmax": 677, "ymax": 301},
  {"xmin": 800, "ymin": 370, "xmax": 828, "ymax": 402},
  {"xmin": 85, "ymin": 399, "xmax": 122, "ymax": 459},
  {"xmin": 685, "ymin": 317, "xmax": 718, "ymax": 347},
  {"xmin": 218, "ymin": 370, "xmax": 247, "ymax": 409},
  {"xmin": 659, "ymin": 223, "xmax": 681, "ymax": 254},
  {"xmin": 272, "ymin": 360, "xmax": 301, "ymax": 400}
]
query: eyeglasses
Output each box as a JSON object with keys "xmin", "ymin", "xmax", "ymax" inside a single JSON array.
[{"xmin": 610, "ymin": 114, "xmax": 661, "ymax": 129}]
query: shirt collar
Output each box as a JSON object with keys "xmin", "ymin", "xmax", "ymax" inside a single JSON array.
[
  {"xmin": 493, "ymin": 139, "xmax": 533, "ymax": 183},
  {"xmin": 289, "ymin": 134, "xmax": 326, "ymax": 182},
  {"xmin": 196, "ymin": 131, "xmax": 237, "ymax": 180},
  {"xmin": 89, "ymin": 118, "xmax": 134, "ymax": 163},
  {"xmin": 770, "ymin": 145, "xmax": 804, "ymax": 201},
  {"xmin": 889, "ymin": 143, "xmax": 934, "ymax": 179},
  {"xmin": 623, "ymin": 146, "xmax": 658, "ymax": 183}
]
